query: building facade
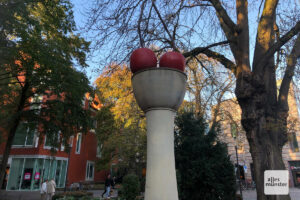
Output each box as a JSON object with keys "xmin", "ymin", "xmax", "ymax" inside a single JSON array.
[
  {"xmin": 217, "ymin": 89, "xmax": 300, "ymax": 187},
  {"xmin": 0, "ymin": 95, "xmax": 107, "ymax": 191}
]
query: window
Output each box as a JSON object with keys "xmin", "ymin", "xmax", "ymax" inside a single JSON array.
[
  {"xmin": 69, "ymin": 136, "xmax": 74, "ymax": 147},
  {"xmin": 289, "ymin": 132, "xmax": 299, "ymax": 152},
  {"xmin": 61, "ymin": 139, "xmax": 65, "ymax": 151},
  {"xmin": 230, "ymin": 123, "xmax": 237, "ymax": 139},
  {"xmin": 86, "ymin": 161, "xmax": 94, "ymax": 180},
  {"xmin": 12, "ymin": 122, "xmax": 36, "ymax": 146},
  {"xmin": 90, "ymin": 119, "xmax": 97, "ymax": 133},
  {"xmin": 30, "ymin": 94, "xmax": 43, "ymax": 113},
  {"xmin": 44, "ymin": 132, "xmax": 60, "ymax": 149},
  {"xmin": 7, "ymin": 158, "xmax": 68, "ymax": 190},
  {"xmin": 75, "ymin": 133, "xmax": 82, "ymax": 154},
  {"xmin": 96, "ymin": 142, "xmax": 102, "ymax": 158}
]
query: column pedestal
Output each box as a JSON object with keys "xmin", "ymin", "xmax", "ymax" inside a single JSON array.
[{"xmin": 144, "ymin": 109, "xmax": 178, "ymax": 200}]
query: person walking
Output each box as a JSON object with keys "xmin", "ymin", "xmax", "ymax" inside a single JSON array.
[
  {"xmin": 101, "ymin": 174, "xmax": 114, "ymax": 199},
  {"xmin": 47, "ymin": 178, "xmax": 56, "ymax": 200},
  {"xmin": 40, "ymin": 179, "xmax": 48, "ymax": 200}
]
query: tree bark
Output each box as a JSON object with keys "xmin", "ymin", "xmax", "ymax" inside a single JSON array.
[
  {"xmin": 0, "ymin": 82, "xmax": 29, "ymax": 188},
  {"xmin": 184, "ymin": 0, "xmax": 298, "ymax": 199},
  {"xmin": 236, "ymin": 77, "xmax": 291, "ymax": 200},
  {"xmin": 245, "ymin": 115, "xmax": 290, "ymax": 200}
]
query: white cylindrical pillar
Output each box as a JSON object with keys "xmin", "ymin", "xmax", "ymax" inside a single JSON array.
[{"xmin": 144, "ymin": 109, "xmax": 178, "ymax": 200}]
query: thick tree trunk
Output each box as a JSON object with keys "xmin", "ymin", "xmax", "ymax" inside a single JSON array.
[
  {"xmin": 0, "ymin": 119, "xmax": 20, "ymax": 189},
  {"xmin": 0, "ymin": 83, "xmax": 28, "ymax": 189},
  {"xmin": 236, "ymin": 77, "xmax": 291, "ymax": 200},
  {"xmin": 248, "ymin": 125, "xmax": 290, "ymax": 200}
]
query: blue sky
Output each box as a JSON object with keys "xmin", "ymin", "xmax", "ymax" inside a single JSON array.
[
  {"xmin": 70, "ymin": 0, "xmax": 300, "ymax": 113},
  {"xmin": 71, "ymin": 0, "xmax": 300, "ymax": 88},
  {"xmin": 70, "ymin": 0, "xmax": 252, "ymax": 85},
  {"xmin": 72, "ymin": 0, "xmax": 100, "ymax": 85}
]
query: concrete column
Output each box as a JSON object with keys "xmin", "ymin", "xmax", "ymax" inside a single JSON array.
[{"xmin": 144, "ymin": 109, "xmax": 178, "ymax": 200}]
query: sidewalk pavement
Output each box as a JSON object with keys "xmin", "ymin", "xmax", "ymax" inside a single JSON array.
[
  {"xmin": 0, "ymin": 188, "xmax": 300, "ymax": 200},
  {"xmin": 241, "ymin": 187, "xmax": 300, "ymax": 200},
  {"xmin": 0, "ymin": 189, "xmax": 117, "ymax": 200}
]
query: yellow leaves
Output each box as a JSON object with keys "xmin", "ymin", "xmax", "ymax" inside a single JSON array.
[{"xmin": 95, "ymin": 64, "xmax": 145, "ymax": 130}]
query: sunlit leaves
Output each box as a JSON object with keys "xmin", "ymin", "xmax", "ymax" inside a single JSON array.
[{"xmin": 94, "ymin": 64, "xmax": 146, "ymax": 174}]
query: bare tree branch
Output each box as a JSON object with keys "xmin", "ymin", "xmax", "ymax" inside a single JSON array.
[
  {"xmin": 253, "ymin": 0, "xmax": 279, "ymax": 73},
  {"xmin": 209, "ymin": 0, "xmax": 237, "ymax": 40},
  {"xmin": 264, "ymin": 21, "xmax": 300, "ymax": 64},
  {"xmin": 172, "ymin": 1, "xmax": 184, "ymax": 44},
  {"xmin": 235, "ymin": 0, "xmax": 251, "ymax": 73},
  {"xmin": 0, "ymin": 75, "xmax": 18, "ymax": 81},
  {"xmin": 151, "ymin": 0, "xmax": 176, "ymax": 50},
  {"xmin": 210, "ymin": 78, "xmax": 234, "ymax": 131},
  {"xmin": 137, "ymin": 0, "xmax": 146, "ymax": 47},
  {"xmin": 183, "ymin": 40, "xmax": 230, "ymax": 57},
  {"xmin": 257, "ymin": 0, "xmax": 264, "ymax": 21},
  {"xmin": 183, "ymin": 41, "xmax": 237, "ymax": 74},
  {"xmin": 278, "ymin": 34, "xmax": 300, "ymax": 111}
]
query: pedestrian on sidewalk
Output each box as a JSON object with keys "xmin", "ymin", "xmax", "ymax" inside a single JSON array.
[
  {"xmin": 101, "ymin": 174, "xmax": 114, "ymax": 199},
  {"xmin": 47, "ymin": 178, "xmax": 56, "ymax": 200},
  {"xmin": 40, "ymin": 179, "xmax": 48, "ymax": 200}
]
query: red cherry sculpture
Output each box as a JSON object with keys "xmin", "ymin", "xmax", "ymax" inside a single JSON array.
[
  {"xmin": 130, "ymin": 48, "xmax": 157, "ymax": 73},
  {"xmin": 159, "ymin": 52, "xmax": 185, "ymax": 71}
]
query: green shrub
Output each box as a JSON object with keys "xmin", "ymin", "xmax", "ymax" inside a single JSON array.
[
  {"xmin": 120, "ymin": 174, "xmax": 140, "ymax": 200},
  {"xmin": 56, "ymin": 197, "xmax": 96, "ymax": 200},
  {"xmin": 52, "ymin": 191, "xmax": 93, "ymax": 200},
  {"xmin": 175, "ymin": 112, "xmax": 236, "ymax": 200},
  {"xmin": 52, "ymin": 194, "xmax": 64, "ymax": 200},
  {"xmin": 236, "ymin": 194, "xmax": 243, "ymax": 200}
]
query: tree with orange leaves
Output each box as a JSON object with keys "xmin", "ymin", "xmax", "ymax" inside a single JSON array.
[
  {"xmin": 0, "ymin": 0, "xmax": 91, "ymax": 187},
  {"xmin": 94, "ymin": 64, "xmax": 146, "ymax": 177}
]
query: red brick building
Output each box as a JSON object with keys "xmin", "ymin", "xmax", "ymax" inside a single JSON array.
[{"xmin": 0, "ymin": 94, "xmax": 107, "ymax": 191}]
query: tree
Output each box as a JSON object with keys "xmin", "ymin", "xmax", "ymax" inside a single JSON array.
[
  {"xmin": 175, "ymin": 111, "xmax": 236, "ymax": 200},
  {"xmin": 185, "ymin": 56, "xmax": 235, "ymax": 125},
  {"xmin": 0, "ymin": 0, "xmax": 91, "ymax": 187},
  {"xmin": 86, "ymin": 1, "xmax": 300, "ymax": 199},
  {"xmin": 94, "ymin": 64, "xmax": 146, "ymax": 177}
]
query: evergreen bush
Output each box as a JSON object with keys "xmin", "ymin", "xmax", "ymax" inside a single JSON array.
[
  {"xmin": 120, "ymin": 174, "xmax": 141, "ymax": 200},
  {"xmin": 175, "ymin": 112, "xmax": 236, "ymax": 200}
]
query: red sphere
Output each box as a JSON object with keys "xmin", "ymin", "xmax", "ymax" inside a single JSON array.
[
  {"xmin": 130, "ymin": 48, "xmax": 157, "ymax": 73},
  {"xmin": 159, "ymin": 52, "xmax": 185, "ymax": 71}
]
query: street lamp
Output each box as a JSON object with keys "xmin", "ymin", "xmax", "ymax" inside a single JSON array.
[{"xmin": 234, "ymin": 136, "xmax": 243, "ymax": 198}]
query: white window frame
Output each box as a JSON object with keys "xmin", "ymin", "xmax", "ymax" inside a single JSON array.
[
  {"xmin": 90, "ymin": 119, "xmax": 97, "ymax": 133},
  {"xmin": 25, "ymin": 130, "xmax": 37, "ymax": 147},
  {"xmin": 34, "ymin": 136, "xmax": 39, "ymax": 148},
  {"xmin": 12, "ymin": 122, "xmax": 37, "ymax": 148},
  {"xmin": 69, "ymin": 136, "xmax": 74, "ymax": 147},
  {"xmin": 30, "ymin": 94, "xmax": 43, "ymax": 113},
  {"xmin": 96, "ymin": 143, "xmax": 102, "ymax": 158},
  {"xmin": 60, "ymin": 138, "xmax": 65, "ymax": 151},
  {"xmin": 75, "ymin": 133, "xmax": 82, "ymax": 154},
  {"xmin": 85, "ymin": 161, "xmax": 94, "ymax": 181},
  {"xmin": 44, "ymin": 131, "xmax": 60, "ymax": 150}
]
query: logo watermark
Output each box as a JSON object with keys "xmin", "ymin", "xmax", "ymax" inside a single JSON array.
[{"xmin": 264, "ymin": 170, "xmax": 289, "ymax": 195}]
